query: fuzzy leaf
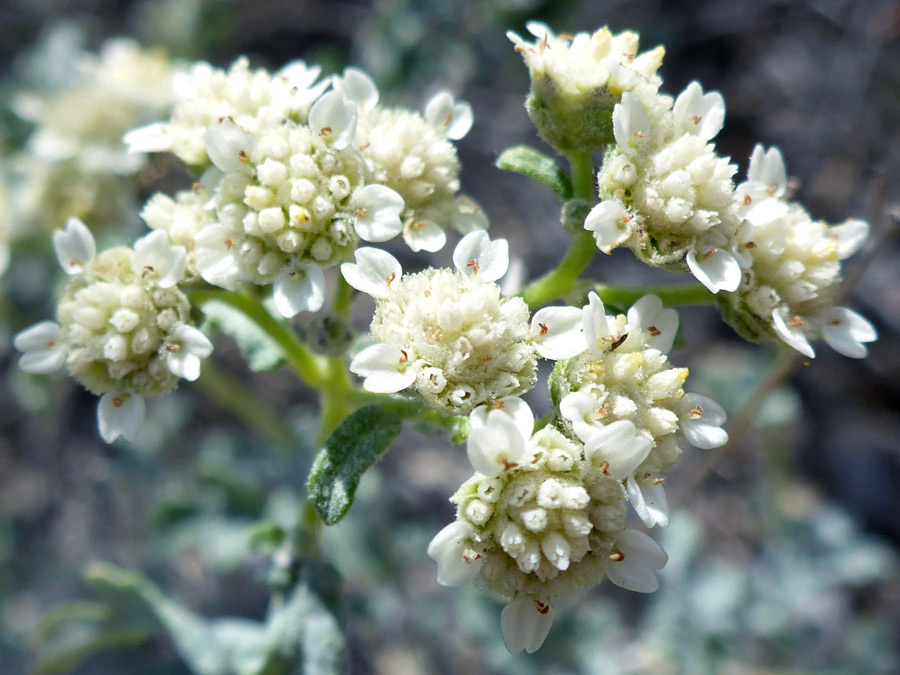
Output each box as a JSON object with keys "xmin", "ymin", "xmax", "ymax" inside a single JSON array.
[
  {"xmin": 307, "ymin": 405, "xmax": 403, "ymax": 525},
  {"xmin": 202, "ymin": 299, "xmax": 286, "ymax": 372},
  {"xmin": 496, "ymin": 145, "xmax": 573, "ymax": 200}
]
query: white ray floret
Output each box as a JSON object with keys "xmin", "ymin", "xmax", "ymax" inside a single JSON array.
[
  {"xmin": 819, "ymin": 306, "xmax": 878, "ymax": 359},
  {"xmin": 340, "ymin": 247, "xmax": 402, "ymax": 299},
  {"xmin": 529, "ymin": 305, "xmax": 587, "ymax": 360},
  {"xmin": 584, "ymin": 200, "xmax": 630, "ymax": 254},
  {"xmin": 273, "ymin": 264, "xmax": 326, "ymax": 318},
  {"xmin": 350, "ymin": 184, "xmax": 405, "ymax": 242},
  {"xmin": 626, "ymin": 477, "xmax": 669, "ymax": 528},
  {"xmin": 452, "ymin": 230, "xmax": 509, "ymax": 282},
  {"xmin": 133, "ymin": 230, "xmax": 187, "ymax": 289},
  {"xmin": 602, "ymin": 529, "xmax": 668, "ymax": 593},
  {"xmin": 426, "ymin": 521, "xmax": 483, "ymax": 587},
  {"xmin": 582, "ymin": 419, "xmax": 653, "ymax": 480},
  {"xmin": 204, "ymin": 118, "xmax": 256, "ymax": 173},
  {"xmin": 97, "ymin": 392, "xmax": 146, "ymax": 444},
  {"xmin": 673, "ymin": 81, "xmax": 725, "ymax": 141},
  {"xmin": 466, "ymin": 410, "xmax": 529, "ymax": 476},
  {"xmin": 349, "ymin": 343, "xmax": 417, "ymax": 394},
  {"xmin": 747, "ymin": 144, "xmax": 788, "ymax": 198},
  {"xmin": 771, "ymin": 310, "xmax": 815, "ymax": 359},
  {"xmin": 612, "ymin": 92, "xmax": 650, "ymax": 155},
  {"xmin": 424, "ymin": 91, "xmax": 474, "ymax": 140},
  {"xmin": 164, "ymin": 325, "xmax": 214, "ymax": 381},
  {"xmin": 13, "ymin": 321, "xmax": 68, "ymax": 374},
  {"xmin": 678, "ymin": 392, "xmax": 729, "ymax": 449},
  {"xmin": 53, "ymin": 218, "xmax": 96, "ymax": 275},
  {"xmin": 469, "ymin": 397, "xmax": 535, "ymax": 442},
  {"xmin": 501, "ymin": 598, "xmax": 555, "ymax": 655},
  {"xmin": 193, "ymin": 224, "xmax": 243, "ymax": 290},
  {"xmin": 308, "ymin": 91, "xmax": 357, "ymax": 150},
  {"xmin": 686, "ymin": 246, "xmax": 742, "ymax": 293},
  {"xmin": 626, "ymin": 294, "xmax": 678, "ymax": 353},
  {"xmin": 332, "ymin": 67, "xmax": 379, "ymax": 113}
]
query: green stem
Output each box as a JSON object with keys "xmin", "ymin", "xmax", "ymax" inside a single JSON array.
[
  {"xmin": 590, "ymin": 282, "xmax": 717, "ymax": 308},
  {"xmin": 189, "ymin": 288, "xmax": 326, "ymax": 387},
  {"xmin": 194, "ymin": 360, "xmax": 294, "ymax": 448},
  {"xmin": 317, "ymin": 356, "xmax": 354, "ymax": 444},
  {"xmin": 332, "ymin": 274, "xmax": 354, "ymax": 316},
  {"xmin": 568, "ymin": 151, "xmax": 595, "ymax": 200}
]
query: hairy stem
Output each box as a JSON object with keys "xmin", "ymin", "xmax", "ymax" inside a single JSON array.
[{"xmin": 590, "ymin": 282, "xmax": 717, "ymax": 308}]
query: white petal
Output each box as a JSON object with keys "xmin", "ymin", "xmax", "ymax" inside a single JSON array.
[
  {"xmin": 123, "ymin": 122, "xmax": 170, "ymax": 153},
  {"xmin": 830, "ymin": 219, "xmax": 869, "ymax": 259},
  {"xmin": 308, "ymin": 91, "xmax": 357, "ymax": 150},
  {"xmin": 626, "ymin": 478, "xmax": 669, "ymax": 528},
  {"xmin": 53, "ymin": 218, "xmax": 96, "ymax": 274},
  {"xmin": 582, "ymin": 292, "xmax": 614, "ymax": 357},
  {"xmin": 349, "ymin": 343, "xmax": 417, "ymax": 393},
  {"xmin": 97, "ymin": 393, "xmax": 145, "ymax": 444},
  {"xmin": 525, "ymin": 21, "xmax": 554, "ymax": 40},
  {"xmin": 821, "ymin": 306, "xmax": 877, "ymax": 359},
  {"xmin": 530, "ymin": 306, "xmax": 587, "ymax": 360},
  {"xmin": 14, "ymin": 321, "xmax": 67, "ymax": 374},
  {"xmin": 427, "ymin": 521, "xmax": 482, "ymax": 587},
  {"xmin": 450, "ymin": 196, "xmax": 489, "ymax": 234},
  {"xmin": 583, "ymin": 420, "xmax": 653, "ymax": 480},
  {"xmin": 584, "ymin": 200, "xmax": 630, "ymax": 253},
  {"xmin": 747, "ymin": 144, "xmax": 787, "ymax": 198},
  {"xmin": 194, "ymin": 224, "xmax": 243, "ymax": 290},
  {"xmin": 467, "ymin": 411, "xmax": 527, "ymax": 476},
  {"xmin": 501, "ymin": 598, "xmax": 554, "ymax": 655},
  {"xmin": 627, "ymin": 295, "xmax": 679, "ymax": 353},
  {"xmin": 686, "ymin": 247, "xmax": 741, "ymax": 293},
  {"xmin": 452, "ymin": 231, "xmax": 509, "ymax": 282},
  {"xmin": 678, "ymin": 393, "xmax": 728, "ymax": 449},
  {"xmin": 604, "ymin": 529, "xmax": 668, "ymax": 593},
  {"xmin": 352, "ymin": 184, "xmax": 404, "ymax": 242},
  {"xmin": 332, "ymin": 67, "xmax": 379, "ymax": 112},
  {"xmin": 273, "ymin": 264, "xmax": 326, "ymax": 317},
  {"xmin": 772, "ymin": 310, "xmax": 815, "ymax": 358},
  {"xmin": 559, "ymin": 391, "xmax": 599, "ymax": 443},
  {"xmin": 166, "ymin": 325, "xmax": 214, "ymax": 381},
  {"xmin": 204, "ymin": 119, "xmax": 255, "ymax": 173},
  {"xmin": 673, "ymin": 81, "xmax": 725, "ymax": 141},
  {"xmin": 613, "ymin": 92, "xmax": 650, "ymax": 154},
  {"xmin": 340, "ymin": 247, "xmax": 401, "ymax": 299},
  {"xmin": 404, "ymin": 220, "xmax": 447, "ymax": 253},
  {"xmin": 133, "ymin": 230, "xmax": 187, "ymax": 288},
  {"xmin": 470, "ymin": 397, "xmax": 534, "ymax": 442},
  {"xmin": 424, "ymin": 91, "xmax": 474, "ymax": 140}
]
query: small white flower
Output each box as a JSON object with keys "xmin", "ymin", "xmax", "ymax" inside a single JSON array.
[
  {"xmin": 612, "ymin": 92, "xmax": 650, "ymax": 155},
  {"xmin": 452, "ymin": 231, "xmax": 509, "ymax": 282},
  {"xmin": 164, "ymin": 325, "xmax": 214, "ymax": 381},
  {"xmin": 500, "ymin": 598, "xmax": 555, "ymax": 655},
  {"xmin": 424, "ymin": 91, "xmax": 474, "ymax": 140},
  {"xmin": 97, "ymin": 392, "xmax": 146, "ymax": 444},
  {"xmin": 308, "ymin": 91, "xmax": 357, "ymax": 150},
  {"xmin": 403, "ymin": 220, "xmax": 446, "ymax": 253},
  {"xmin": 602, "ymin": 529, "xmax": 668, "ymax": 593},
  {"xmin": 584, "ymin": 200, "xmax": 631, "ymax": 253},
  {"xmin": 673, "ymin": 81, "xmax": 725, "ymax": 141},
  {"xmin": 747, "ymin": 144, "xmax": 788, "ymax": 199},
  {"xmin": 626, "ymin": 477, "xmax": 669, "ymax": 528},
  {"xmin": 272, "ymin": 264, "xmax": 326, "ymax": 318},
  {"xmin": 820, "ymin": 306, "xmax": 877, "ymax": 359},
  {"xmin": 193, "ymin": 223, "xmax": 243, "ymax": 290},
  {"xmin": 332, "ymin": 67, "xmax": 379, "ymax": 113},
  {"xmin": 427, "ymin": 521, "xmax": 483, "ymax": 587},
  {"xmin": 351, "ymin": 184, "xmax": 404, "ymax": 242},
  {"xmin": 830, "ymin": 219, "xmax": 869, "ymax": 260},
  {"xmin": 678, "ymin": 392, "xmax": 728, "ymax": 449},
  {"xmin": 450, "ymin": 196, "xmax": 489, "ymax": 235},
  {"xmin": 530, "ymin": 305, "xmax": 587, "ymax": 360},
  {"xmin": 771, "ymin": 309, "xmax": 815, "ymax": 358},
  {"xmin": 582, "ymin": 292, "xmax": 616, "ymax": 357},
  {"xmin": 582, "ymin": 419, "xmax": 653, "ymax": 480},
  {"xmin": 274, "ymin": 61, "xmax": 330, "ymax": 112},
  {"xmin": 133, "ymin": 230, "xmax": 187, "ymax": 289},
  {"xmin": 470, "ymin": 397, "xmax": 535, "ymax": 447},
  {"xmin": 349, "ymin": 343, "xmax": 417, "ymax": 393},
  {"xmin": 340, "ymin": 247, "xmax": 402, "ymax": 299},
  {"xmin": 685, "ymin": 246, "xmax": 741, "ymax": 293},
  {"xmin": 14, "ymin": 321, "xmax": 68, "ymax": 374},
  {"xmin": 124, "ymin": 122, "xmax": 170, "ymax": 154},
  {"xmin": 53, "ymin": 218, "xmax": 96, "ymax": 275},
  {"xmin": 559, "ymin": 391, "xmax": 601, "ymax": 442},
  {"xmin": 626, "ymin": 295, "xmax": 678, "ymax": 353},
  {"xmin": 204, "ymin": 118, "xmax": 256, "ymax": 173},
  {"xmin": 466, "ymin": 409, "xmax": 528, "ymax": 476}
]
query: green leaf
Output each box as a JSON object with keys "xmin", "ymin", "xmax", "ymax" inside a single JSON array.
[
  {"xmin": 496, "ymin": 145, "xmax": 573, "ymax": 200},
  {"xmin": 307, "ymin": 404, "xmax": 403, "ymax": 525},
  {"xmin": 202, "ymin": 299, "xmax": 287, "ymax": 372}
]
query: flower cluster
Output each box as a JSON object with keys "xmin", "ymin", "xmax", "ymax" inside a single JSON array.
[{"xmin": 13, "ymin": 219, "xmax": 212, "ymax": 443}]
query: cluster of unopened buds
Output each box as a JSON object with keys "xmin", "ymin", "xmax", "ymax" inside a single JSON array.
[{"xmin": 12, "ymin": 20, "xmax": 877, "ymax": 656}]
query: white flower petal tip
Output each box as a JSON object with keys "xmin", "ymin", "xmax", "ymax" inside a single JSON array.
[
  {"xmin": 584, "ymin": 200, "xmax": 631, "ymax": 253},
  {"xmin": 772, "ymin": 310, "xmax": 815, "ymax": 359},
  {"xmin": 349, "ymin": 343, "xmax": 417, "ymax": 394},
  {"xmin": 424, "ymin": 91, "xmax": 474, "ymax": 140},
  {"xmin": 627, "ymin": 295, "xmax": 679, "ymax": 353},
  {"xmin": 501, "ymin": 598, "xmax": 555, "ymax": 655},
  {"xmin": 466, "ymin": 410, "xmax": 528, "ymax": 476},
  {"xmin": 604, "ymin": 529, "xmax": 668, "ymax": 593},
  {"xmin": 53, "ymin": 218, "xmax": 96, "ymax": 275},
  {"xmin": 470, "ymin": 397, "xmax": 535, "ymax": 442},
  {"xmin": 747, "ymin": 144, "xmax": 788, "ymax": 198},
  {"xmin": 404, "ymin": 220, "xmax": 446, "ymax": 253},
  {"xmin": 530, "ymin": 306, "xmax": 587, "ymax": 360},
  {"xmin": 830, "ymin": 219, "xmax": 869, "ymax": 259},
  {"xmin": 613, "ymin": 91, "xmax": 651, "ymax": 154},
  {"xmin": 97, "ymin": 393, "xmax": 146, "ymax": 444},
  {"xmin": 133, "ymin": 230, "xmax": 187, "ymax": 288},
  {"xmin": 673, "ymin": 81, "xmax": 725, "ymax": 141},
  {"xmin": 340, "ymin": 247, "xmax": 402, "ymax": 299},
  {"xmin": 332, "ymin": 67, "xmax": 379, "ymax": 112},
  {"xmin": 678, "ymin": 393, "xmax": 728, "ymax": 449},
  {"xmin": 427, "ymin": 522, "xmax": 483, "ymax": 587},
  {"xmin": 165, "ymin": 325, "xmax": 214, "ymax": 382},
  {"xmin": 204, "ymin": 119, "xmax": 256, "ymax": 173},
  {"xmin": 14, "ymin": 321, "xmax": 67, "ymax": 374},
  {"xmin": 686, "ymin": 247, "xmax": 741, "ymax": 293},
  {"xmin": 351, "ymin": 184, "xmax": 404, "ymax": 242},
  {"xmin": 626, "ymin": 478, "xmax": 669, "ymax": 528},
  {"xmin": 583, "ymin": 419, "xmax": 653, "ymax": 480},
  {"xmin": 308, "ymin": 91, "xmax": 357, "ymax": 150},
  {"xmin": 194, "ymin": 224, "xmax": 243, "ymax": 290},
  {"xmin": 453, "ymin": 231, "xmax": 509, "ymax": 282},
  {"xmin": 123, "ymin": 122, "xmax": 170, "ymax": 154},
  {"xmin": 821, "ymin": 307, "xmax": 877, "ymax": 359},
  {"xmin": 273, "ymin": 265, "xmax": 326, "ymax": 318}
]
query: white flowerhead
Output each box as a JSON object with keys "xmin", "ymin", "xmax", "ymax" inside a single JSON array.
[
  {"xmin": 53, "ymin": 218, "xmax": 96, "ymax": 275},
  {"xmin": 424, "ymin": 91, "xmax": 474, "ymax": 140},
  {"xmin": 673, "ymin": 81, "xmax": 725, "ymax": 141}
]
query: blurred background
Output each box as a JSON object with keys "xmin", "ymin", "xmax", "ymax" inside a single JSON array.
[{"xmin": 1, "ymin": 0, "xmax": 899, "ymax": 672}]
